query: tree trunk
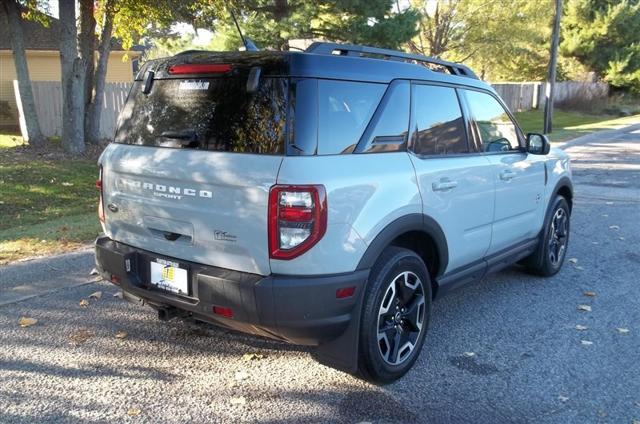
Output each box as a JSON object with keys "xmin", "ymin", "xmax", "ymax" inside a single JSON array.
[
  {"xmin": 544, "ymin": 0, "xmax": 562, "ymax": 134},
  {"xmin": 1, "ymin": 0, "xmax": 46, "ymax": 148},
  {"xmin": 79, "ymin": 0, "xmax": 96, "ymax": 141},
  {"xmin": 86, "ymin": 0, "xmax": 115, "ymax": 145},
  {"xmin": 59, "ymin": 0, "xmax": 85, "ymax": 154}
]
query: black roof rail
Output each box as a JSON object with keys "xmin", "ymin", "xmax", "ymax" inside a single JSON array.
[{"xmin": 305, "ymin": 42, "xmax": 479, "ymax": 80}]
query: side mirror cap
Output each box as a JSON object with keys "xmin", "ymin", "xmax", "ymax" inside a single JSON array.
[{"xmin": 526, "ymin": 133, "xmax": 550, "ymax": 155}]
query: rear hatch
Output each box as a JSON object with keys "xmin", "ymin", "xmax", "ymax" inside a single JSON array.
[{"xmin": 99, "ymin": 53, "xmax": 290, "ymax": 275}]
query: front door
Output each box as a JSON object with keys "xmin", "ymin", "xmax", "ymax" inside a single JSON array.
[{"xmin": 461, "ymin": 89, "xmax": 546, "ymax": 254}]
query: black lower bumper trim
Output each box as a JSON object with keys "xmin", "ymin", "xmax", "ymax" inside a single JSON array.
[{"xmin": 95, "ymin": 236, "xmax": 368, "ymax": 347}]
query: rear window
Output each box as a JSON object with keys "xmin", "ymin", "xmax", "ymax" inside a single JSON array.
[{"xmin": 115, "ymin": 77, "xmax": 287, "ymax": 154}]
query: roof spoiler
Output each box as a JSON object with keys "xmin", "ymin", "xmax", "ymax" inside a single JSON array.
[{"xmin": 305, "ymin": 42, "xmax": 479, "ymax": 80}]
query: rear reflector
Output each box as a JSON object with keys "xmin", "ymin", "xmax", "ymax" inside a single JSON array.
[
  {"xmin": 168, "ymin": 63, "xmax": 232, "ymax": 75},
  {"xmin": 213, "ymin": 306, "xmax": 233, "ymax": 318},
  {"xmin": 336, "ymin": 286, "xmax": 356, "ymax": 299},
  {"xmin": 110, "ymin": 274, "xmax": 120, "ymax": 284}
]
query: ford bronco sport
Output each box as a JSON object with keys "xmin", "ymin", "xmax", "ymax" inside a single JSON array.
[{"xmin": 95, "ymin": 42, "xmax": 573, "ymax": 383}]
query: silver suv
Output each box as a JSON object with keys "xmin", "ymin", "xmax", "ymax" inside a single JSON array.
[{"xmin": 95, "ymin": 43, "xmax": 573, "ymax": 382}]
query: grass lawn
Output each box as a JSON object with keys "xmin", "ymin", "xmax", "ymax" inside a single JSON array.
[
  {"xmin": 513, "ymin": 110, "xmax": 640, "ymax": 143},
  {"xmin": 0, "ymin": 133, "xmax": 101, "ymax": 264}
]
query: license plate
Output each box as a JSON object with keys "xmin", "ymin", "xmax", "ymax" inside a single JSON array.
[{"xmin": 150, "ymin": 259, "xmax": 188, "ymax": 295}]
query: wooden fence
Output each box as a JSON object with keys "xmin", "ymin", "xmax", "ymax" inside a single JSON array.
[
  {"xmin": 491, "ymin": 81, "xmax": 609, "ymax": 112},
  {"xmin": 13, "ymin": 80, "xmax": 131, "ymax": 140}
]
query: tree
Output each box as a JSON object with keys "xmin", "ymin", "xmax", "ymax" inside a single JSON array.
[
  {"xmin": 1, "ymin": 0, "xmax": 46, "ymax": 148},
  {"xmin": 202, "ymin": 0, "xmax": 419, "ymax": 51},
  {"xmin": 79, "ymin": 0, "xmax": 96, "ymax": 138},
  {"xmin": 85, "ymin": 0, "xmax": 116, "ymax": 145},
  {"xmin": 408, "ymin": 0, "xmax": 553, "ymax": 81},
  {"xmin": 562, "ymin": 0, "xmax": 640, "ymax": 92},
  {"xmin": 59, "ymin": 0, "xmax": 85, "ymax": 154}
]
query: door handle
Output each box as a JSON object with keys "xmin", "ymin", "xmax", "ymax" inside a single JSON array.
[
  {"xmin": 499, "ymin": 170, "xmax": 517, "ymax": 181},
  {"xmin": 432, "ymin": 179, "xmax": 458, "ymax": 192}
]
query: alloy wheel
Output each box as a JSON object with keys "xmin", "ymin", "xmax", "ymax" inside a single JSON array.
[
  {"xmin": 548, "ymin": 207, "xmax": 568, "ymax": 266},
  {"xmin": 376, "ymin": 271, "xmax": 426, "ymax": 366}
]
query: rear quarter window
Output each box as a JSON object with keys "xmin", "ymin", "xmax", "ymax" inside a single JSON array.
[{"xmin": 316, "ymin": 80, "xmax": 386, "ymax": 155}]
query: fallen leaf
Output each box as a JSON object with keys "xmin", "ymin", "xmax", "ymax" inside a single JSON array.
[
  {"xmin": 18, "ymin": 317, "xmax": 37, "ymax": 328},
  {"xmin": 69, "ymin": 329, "xmax": 92, "ymax": 345},
  {"xmin": 230, "ymin": 396, "xmax": 246, "ymax": 406},
  {"xmin": 242, "ymin": 352, "xmax": 266, "ymax": 361},
  {"xmin": 568, "ymin": 258, "xmax": 578, "ymax": 264},
  {"xmin": 575, "ymin": 266, "xmax": 585, "ymax": 271},
  {"xmin": 577, "ymin": 305, "xmax": 592, "ymax": 312},
  {"xmin": 575, "ymin": 325, "xmax": 588, "ymax": 331},
  {"xmin": 89, "ymin": 268, "xmax": 99, "ymax": 276},
  {"xmin": 89, "ymin": 291, "xmax": 102, "ymax": 300},
  {"xmin": 609, "ymin": 225, "xmax": 620, "ymax": 230},
  {"xmin": 79, "ymin": 299, "xmax": 89, "ymax": 307},
  {"xmin": 583, "ymin": 291, "xmax": 596, "ymax": 297},
  {"xmin": 619, "ymin": 236, "xmax": 625, "ymax": 241},
  {"xmin": 558, "ymin": 395, "xmax": 569, "ymax": 402},
  {"xmin": 127, "ymin": 407, "xmax": 141, "ymax": 417},
  {"xmin": 115, "ymin": 330, "xmax": 128, "ymax": 339},
  {"xmin": 113, "ymin": 292, "xmax": 123, "ymax": 299},
  {"xmin": 234, "ymin": 371, "xmax": 249, "ymax": 381},
  {"xmin": 463, "ymin": 351, "xmax": 475, "ymax": 357},
  {"xmin": 616, "ymin": 327, "xmax": 630, "ymax": 334},
  {"xmin": 580, "ymin": 340, "xmax": 593, "ymax": 346}
]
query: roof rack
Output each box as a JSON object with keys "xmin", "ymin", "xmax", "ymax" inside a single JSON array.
[{"xmin": 305, "ymin": 42, "xmax": 479, "ymax": 80}]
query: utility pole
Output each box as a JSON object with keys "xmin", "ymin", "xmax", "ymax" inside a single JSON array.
[{"xmin": 544, "ymin": 0, "xmax": 562, "ymax": 134}]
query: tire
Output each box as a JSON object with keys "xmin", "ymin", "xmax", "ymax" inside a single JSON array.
[
  {"xmin": 358, "ymin": 246, "xmax": 432, "ymax": 383},
  {"xmin": 522, "ymin": 195, "xmax": 571, "ymax": 277}
]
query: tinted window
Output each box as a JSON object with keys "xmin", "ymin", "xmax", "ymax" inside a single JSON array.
[
  {"xmin": 115, "ymin": 77, "xmax": 287, "ymax": 154},
  {"xmin": 411, "ymin": 85, "xmax": 468, "ymax": 155},
  {"xmin": 317, "ymin": 80, "xmax": 385, "ymax": 155},
  {"xmin": 463, "ymin": 90, "xmax": 519, "ymax": 152},
  {"xmin": 358, "ymin": 81, "xmax": 410, "ymax": 153}
]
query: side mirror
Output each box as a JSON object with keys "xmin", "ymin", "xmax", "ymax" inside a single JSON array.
[{"xmin": 526, "ymin": 133, "xmax": 550, "ymax": 155}]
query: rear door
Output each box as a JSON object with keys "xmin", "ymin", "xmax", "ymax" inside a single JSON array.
[
  {"xmin": 461, "ymin": 89, "xmax": 546, "ymax": 254},
  {"xmin": 100, "ymin": 65, "xmax": 288, "ymax": 276},
  {"xmin": 408, "ymin": 83, "xmax": 495, "ymax": 273}
]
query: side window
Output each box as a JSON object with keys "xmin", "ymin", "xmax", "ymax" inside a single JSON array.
[
  {"xmin": 357, "ymin": 81, "xmax": 410, "ymax": 153},
  {"xmin": 317, "ymin": 80, "xmax": 385, "ymax": 155},
  {"xmin": 411, "ymin": 84, "xmax": 469, "ymax": 155},
  {"xmin": 463, "ymin": 90, "xmax": 520, "ymax": 152}
]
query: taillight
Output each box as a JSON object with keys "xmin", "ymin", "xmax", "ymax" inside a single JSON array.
[
  {"xmin": 97, "ymin": 166, "xmax": 105, "ymax": 223},
  {"xmin": 168, "ymin": 63, "xmax": 232, "ymax": 75},
  {"xmin": 269, "ymin": 185, "xmax": 327, "ymax": 260}
]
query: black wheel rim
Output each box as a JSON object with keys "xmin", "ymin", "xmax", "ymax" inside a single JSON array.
[
  {"xmin": 548, "ymin": 207, "xmax": 568, "ymax": 266},
  {"xmin": 376, "ymin": 271, "xmax": 425, "ymax": 366}
]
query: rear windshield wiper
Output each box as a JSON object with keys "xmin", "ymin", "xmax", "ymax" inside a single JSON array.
[{"xmin": 159, "ymin": 130, "xmax": 199, "ymax": 148}]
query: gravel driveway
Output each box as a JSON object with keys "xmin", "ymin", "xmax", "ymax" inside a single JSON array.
[{"xmin": 1, "ymin": 125, "xmax": 639, "ymax": 423}]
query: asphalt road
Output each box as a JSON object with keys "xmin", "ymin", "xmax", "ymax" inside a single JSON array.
[{"xmin": 1, "ymin": 125, "xmax": 639, "ymax": 423}]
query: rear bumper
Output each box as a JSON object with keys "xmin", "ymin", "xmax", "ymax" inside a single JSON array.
[{"xmin": 95, "ymin": 236, "xmax": 368, "ymax": 346}]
